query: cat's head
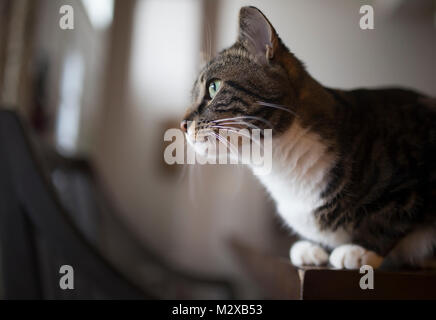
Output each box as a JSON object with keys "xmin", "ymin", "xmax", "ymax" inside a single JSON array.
[{"xmin": 182, "ymin": 6, "xmax": 307, "ymax": 157}]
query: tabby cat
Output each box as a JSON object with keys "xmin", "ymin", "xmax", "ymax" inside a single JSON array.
[{"xmin": 181, "ymin": 6, "xmax": 436, "ymax": 269}]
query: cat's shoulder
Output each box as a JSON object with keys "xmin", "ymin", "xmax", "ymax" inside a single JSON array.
[
  {"xmin": 336, "ymin": 86, "xmax": 424, "ymax": 103},
  {"xmin": 328, "ymin": 86, "xmax": 435, "ymax": 114}
]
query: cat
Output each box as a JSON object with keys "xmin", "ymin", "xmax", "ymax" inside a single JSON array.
[{"xmin": 181, "ymin": 6, "xmax": 436, "ymax": 269}]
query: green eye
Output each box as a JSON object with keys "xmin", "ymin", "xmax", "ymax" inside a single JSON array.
[{"xmin": 208, "ymin": 80, "xmax": 221, "ymax": 99}]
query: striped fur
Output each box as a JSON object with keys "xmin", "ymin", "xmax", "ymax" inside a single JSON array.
[{"xmin": 183, "ymin": 7, "xmax": 436, "ymax": 268}]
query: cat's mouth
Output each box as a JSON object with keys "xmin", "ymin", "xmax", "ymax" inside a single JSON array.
[
  {"xmin": 185, "ymin": 130, "xmax": 216, "ymax": 158},
  {"xmin": 183, "ymin": 119, "xmax": 272, "ymax": 172},
  {"xmin": 186, "ymin": 124, "xmax": 263, "ymax": 160}
]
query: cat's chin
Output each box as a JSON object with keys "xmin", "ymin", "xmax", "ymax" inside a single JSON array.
[
  {"xmin": 189, "ymin": 144, "xmax": 238, "ymax": 162},
  {"xmin": 187, "ymin": 140, "xmax": 208, "ymax": 157},
  {"xmin": 185, "ymin": 132, "xmax": 271, "ymax": 171},
  {"xmin": 186, "ymin": 136, "xmax": 221, "ymax": 161}
]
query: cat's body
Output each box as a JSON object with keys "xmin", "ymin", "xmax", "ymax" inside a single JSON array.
[
  {"xmin": 259, "ymin": 88, "xmax": 436, "ymax": 268},
  {"xmin": 182, "ymin": 7, "xmax": 436, "ymax": 269}
]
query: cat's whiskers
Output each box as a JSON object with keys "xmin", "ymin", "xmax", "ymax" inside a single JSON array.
[
  {"xmin": 206, "ymin": 18, "xmax": 213, "ymax": 61},
  {"xmin": 256, "ymin": 101, "xmax": 299, "ymax": 117},
  {"xmin": 211, "ymin": 124, "xmax": 255, "ymax": 139},
  {"xmin": 177, "ymin": 138, "xmax": 189, "ymax": 184},
  {"xmin": 213, "ymin": 120, "xmax": 264, "ymax": 135},
  {"xmin": 210, "ymin": 125, "xmax": 263, "ymax": 149},
  {"xmin": 187, "ymin": 161, "xmax": 197, "ymax": 205},
  {"xmin": 209, "ymin": 131, "xmax": 239, "ymax": 155},
  {"xmin": 211, "ymin": 124, "xmax": 251, "ymax": 137},
  {"xmin": 214, "ymin": 115, "xmax": 272, "ymax": 128},
  {"xmin": 216, "ymin": 121, "xmax": 261, "ymax": 131}
]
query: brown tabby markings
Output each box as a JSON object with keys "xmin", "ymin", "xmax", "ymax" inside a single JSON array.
[{"xmin": 183, "ymin": 6, "xmax": 436, "ymax": 263}]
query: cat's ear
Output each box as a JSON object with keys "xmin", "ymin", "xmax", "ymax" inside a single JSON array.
[{"xmin": 238, "ymin": 6, "xmax": 281, "ymax": 63}]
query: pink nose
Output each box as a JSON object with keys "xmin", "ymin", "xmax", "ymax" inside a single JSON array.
[{"xmin": 180, "ymin": 120, "xmax": 188, "ymax": 133}]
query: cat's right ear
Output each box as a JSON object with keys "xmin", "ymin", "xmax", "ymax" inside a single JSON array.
[{"xmin": 238, "ymin": 6, "xmax": 281, "ymax": 64}]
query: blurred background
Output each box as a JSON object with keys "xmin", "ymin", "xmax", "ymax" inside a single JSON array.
[{"xmin": 0, "ymin": 0, "xmax": 435, "ymax": 299}]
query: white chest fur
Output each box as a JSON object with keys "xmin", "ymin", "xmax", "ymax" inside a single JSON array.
[{"xmin": 252, "ymin": 121, "xmax": 351, "ymax": 248}]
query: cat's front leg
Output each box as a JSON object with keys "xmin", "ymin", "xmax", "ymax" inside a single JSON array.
[
  {"xmin": 290, "ymin": 240, "xmax": 329, "ymax": 267},
  {"xmin": 329, "ymin": 244, "xmax": 383, "ymax": 269}
]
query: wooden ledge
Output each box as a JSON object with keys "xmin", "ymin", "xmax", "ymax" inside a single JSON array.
[
  {"xmin": 299, "ymin": 267, "xmax": 436, "ymax": 300},
  {"xmin": 229, "ymin": 239, "xmax": 436, "ymax": 299}
]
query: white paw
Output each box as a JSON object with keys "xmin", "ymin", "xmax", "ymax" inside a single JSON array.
[
  {"xmin": 329, "ymin": 244, "xmax": 383, "ymax": 269},
  {"xmin": 290, "ymin": 240, "xmax": 329, "ymax": 267}
]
